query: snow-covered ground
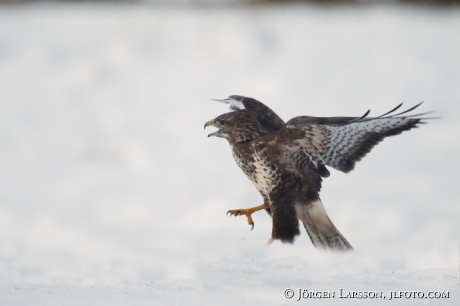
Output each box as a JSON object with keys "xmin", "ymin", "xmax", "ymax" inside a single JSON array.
[{"xmin": 0, "ymin": 2, "xmax": 459, "ymax": 305}]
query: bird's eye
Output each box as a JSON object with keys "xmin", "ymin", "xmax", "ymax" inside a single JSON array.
[{"xmin": 220, "ymin": 120, "xmax": 226, "ymax": 126}]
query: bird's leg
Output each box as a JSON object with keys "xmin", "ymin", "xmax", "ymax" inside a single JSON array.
[{"xmin": 227, "ymin": 204, "xmax": 267, "ymax": 230}]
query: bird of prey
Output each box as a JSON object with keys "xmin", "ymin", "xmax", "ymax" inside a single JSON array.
[{"xmin": 204, "ymin": 95, "xmax": 432, "ymax": 251}]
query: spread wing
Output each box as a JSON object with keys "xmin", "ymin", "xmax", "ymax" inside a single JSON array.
[
  {"xmin": 213, "ymin": 95, "xmax": 285, "ymax": 134},
  {"xmin": 285, "ymin": 103, "xmax": 434, "ymax": 174}
]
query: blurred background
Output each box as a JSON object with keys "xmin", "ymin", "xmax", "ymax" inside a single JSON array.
[{"xmin": 0, "ymin": 0, "xmax": 459, "ymax": 286}]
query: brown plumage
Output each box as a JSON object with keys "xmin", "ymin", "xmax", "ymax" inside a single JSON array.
[{"xmin": 205, "ymin": 96, "xmax": 432, "ymax": 251}]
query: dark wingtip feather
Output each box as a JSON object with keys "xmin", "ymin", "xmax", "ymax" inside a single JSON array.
[
  {"xmin": 388, "ymin": 101, "xmax": 424, "ymax": 118},
  {"xmin": 352, "ymin": 109, "xmax": 370, "ymax": 122},
  {"xmin": 402, "ymin": 111, "xmax": 437, "ymax": 118},
  {"xmin": 375, "ymin": 102, "xmax": 404, "ymax": 119}
]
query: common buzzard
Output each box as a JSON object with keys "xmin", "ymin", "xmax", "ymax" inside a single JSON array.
[{"xmin": 204, "ymin": 96, "xmax": 431, "ymax": 251}]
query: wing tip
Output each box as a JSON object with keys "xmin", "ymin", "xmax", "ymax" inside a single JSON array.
[{"xmin": 211, "ymin": 97, "xmax": 244, "ymax": 111}]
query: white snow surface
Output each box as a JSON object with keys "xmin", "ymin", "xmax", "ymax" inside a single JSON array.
[{"xmin": 0, "ymin": 2, "xmax": 459, "ymax": 305}]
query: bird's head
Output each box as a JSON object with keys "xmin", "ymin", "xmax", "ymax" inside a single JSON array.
[{"xmin": 204, "ymin": 110, "xmax": 266, "ymax": 143}]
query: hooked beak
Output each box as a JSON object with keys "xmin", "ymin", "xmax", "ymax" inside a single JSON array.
[
  {"xmin": 204, "ymin": 119, "xmax": 217, "ymax": 137},
  {"xmin": 204, "ymin": 119, "xmax": 214, "ymax": 130}
]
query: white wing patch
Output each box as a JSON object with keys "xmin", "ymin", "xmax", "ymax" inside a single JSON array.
[{"xmin": 212, "ymin": 98, "xmax": 244, "ymax": 111}]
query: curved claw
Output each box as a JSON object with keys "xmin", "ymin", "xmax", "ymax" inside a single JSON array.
[
  {"xmin": 226, "ymin": 210, "xmax": 231, "ymax": 216},
  {"xmin": 227, "ymin": 205, "xmax": 265, "ymax": 231}
]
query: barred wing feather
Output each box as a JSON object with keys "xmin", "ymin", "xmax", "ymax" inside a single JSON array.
[{"xmin": 286, "ymin": 103, "xmax": 433, "ymax": 173}]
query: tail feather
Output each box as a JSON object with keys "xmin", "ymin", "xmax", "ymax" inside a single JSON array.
[{"xmin": 295, "ymin": 199, "xmax": 353, "ymax": 251}]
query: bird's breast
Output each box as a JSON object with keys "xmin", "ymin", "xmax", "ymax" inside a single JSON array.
[{"xmin": 231, "ymin": 145, "xmax": 279, "ymax": 196}]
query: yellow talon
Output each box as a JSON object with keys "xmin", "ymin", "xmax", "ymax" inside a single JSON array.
[{"xmin": 226, "ymin": 204, "xmax": 266, "ymax": 231}]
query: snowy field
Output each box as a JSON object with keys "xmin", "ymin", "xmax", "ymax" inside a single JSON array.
[{"xmin": 0, "ymin": 2, "xmax": 459, "ymax": 305}]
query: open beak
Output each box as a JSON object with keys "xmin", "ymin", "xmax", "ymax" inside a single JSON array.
[{"xmin": 204, "ymin": 119, "xmax": 218, "ymax": 137}]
